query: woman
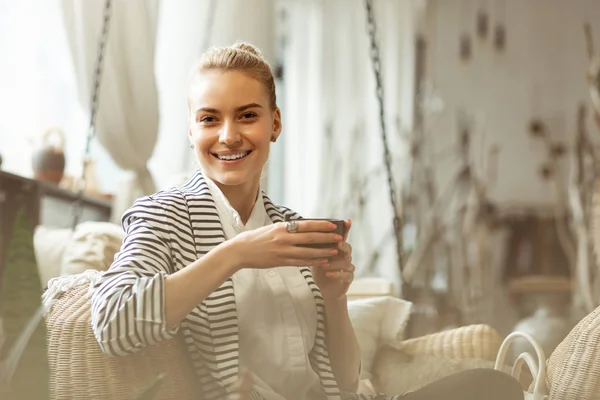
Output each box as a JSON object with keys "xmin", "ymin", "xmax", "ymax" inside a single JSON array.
[{"xmin": 91, "ymin": 42, "xmax": 523, "ymax": 400}]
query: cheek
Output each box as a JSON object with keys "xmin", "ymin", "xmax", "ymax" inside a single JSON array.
[
  {"xmin": 253, "ymin": 122, "xmax": 275, "ymax": 144},
  {"xmin": 191, "ymin": 129, "xmax": 217, "ymax": 152},
  {"xmin": 254, "ymin": 135, "xmax": 273, "ymax": 156}
]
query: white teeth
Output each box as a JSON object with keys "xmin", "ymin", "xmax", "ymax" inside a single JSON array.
[{"xmin": 216, "ymin": 151, "xmax": 250, "ymax": 160}]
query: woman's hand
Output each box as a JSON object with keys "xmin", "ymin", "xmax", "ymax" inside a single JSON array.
[
  {"xmin": 232, "ymin": 369, "xmax": 253, "ymax": 400},
  {"xmin": 311, "ymin": 220, "xmax": 355, "ymax": 303},
  {"xmin": 229, "ymin": 220, "xmax": 343, "ymax": 270}
]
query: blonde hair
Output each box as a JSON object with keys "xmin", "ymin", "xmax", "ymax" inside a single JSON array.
[{"xmin": 194, "ymin": 42, "xmax": 277, "ymax": 110}]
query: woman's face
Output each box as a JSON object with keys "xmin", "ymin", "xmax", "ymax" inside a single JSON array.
[{"xmin": 188, "ymin": 70, "xmax": 281, "ymax": 189}]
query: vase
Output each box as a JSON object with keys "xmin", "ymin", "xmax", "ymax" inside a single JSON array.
[{"xmin": 32, "ymin": 128, "xmax": 66, "ymax": 185}]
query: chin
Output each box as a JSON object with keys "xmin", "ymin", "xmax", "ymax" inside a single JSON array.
[{"xmin": 207, "ymin": 170, "xmax": 259, "ymax": 187}]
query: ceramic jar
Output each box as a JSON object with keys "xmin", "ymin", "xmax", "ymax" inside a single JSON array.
[{"xmin": 32, "ymin": 128, "xmax": 66, "ymax": 185}]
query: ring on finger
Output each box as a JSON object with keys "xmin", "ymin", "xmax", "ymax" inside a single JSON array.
[{"xmin": 286, "ymin": 221, "xmax": 299, "ymax": 233}]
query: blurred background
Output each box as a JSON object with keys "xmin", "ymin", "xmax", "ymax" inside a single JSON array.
[{"xmin": 2, "ymin": 0, "xmax": 600, "ymax": 352}]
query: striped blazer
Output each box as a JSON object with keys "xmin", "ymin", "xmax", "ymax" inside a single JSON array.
[{"xmin": 90, "ymin": 171, "xmax": 341, "ymax": 400}]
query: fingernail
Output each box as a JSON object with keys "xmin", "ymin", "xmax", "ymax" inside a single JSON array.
[
  {"xmin": 334, "ymin": 235, "xmax": 343, "ymax": 241},
  {"xmin": 329, "ymin": 249, "xmax": 338, "ymax": 255},
  {"xmin": 329, "ymin": 223, "xmax": 337, "ymax": 229},
  {"xmin": 326, "ymin": 272, "xmax": 337, "ymax": 278},
  {"xmin": 321, "ymin": 259, "xmax": 329, "ymax": 264}
]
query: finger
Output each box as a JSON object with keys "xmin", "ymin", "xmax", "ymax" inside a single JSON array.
[
  {"xmin": 288, "ymin": 232, "xmax": 343, "ymax": 246},
  {"xmin": 286, "ymin": 245, "xmax": 340, "ymax": 259},
  {"xmin": 283, "ymin": 220, "xmax": 339, "ymax": 233},
  {"xmin": 237, "ymin": 369, "xmax": 253, "ymax": 400},
  {"xmin": 336, "ymin": 241, "xmax": 352, "ymax": 256},
  {"xmin": 285, "ymin": 258, "xmax": 331, "ymax": 267},
  {"xmin": 324, "ymin": 270, "xmax": 354, "ymax": 282},
  {"xmin": 342, "ymin": 219, "xmax": 352, "ymax": 241},
  {"xmin": 325, "ymin": 256, "xmax": 352, "ymax": 268},
  {"xmin": 320, "ymin": 262, "xmax": 355, "ymax": 272},
  {"xmin": 327, "ymin": 245, "xmax": 352, "ymax": 264}
]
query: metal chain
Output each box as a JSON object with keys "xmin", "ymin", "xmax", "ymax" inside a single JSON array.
[
  {"xmin": 72, "ymin": 0, "xmax": 113, "ymax": 230},
  {"xmin": 364, "ymin": 0, "xmax": 404, "ymax": 275}
]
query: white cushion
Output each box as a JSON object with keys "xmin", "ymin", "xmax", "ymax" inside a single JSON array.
[
  {"xmin": 33, "ymin": 225, "xmax": 72, "ymax": 288},
  {"xmin": 347, "ymin": 277, "xmax": 394, "ymax": 299},
  {"xmin": 347, "ymin": 296, "xmax": 412, "ymax": 380},
  {"xmin": 60, "ymin": 221, "xmax": 124, "ymax": 276}
]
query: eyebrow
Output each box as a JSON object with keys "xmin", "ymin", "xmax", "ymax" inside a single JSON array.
[{"xmin": 194, "ymin": 103, "xmax": 263, "ymax": 114}]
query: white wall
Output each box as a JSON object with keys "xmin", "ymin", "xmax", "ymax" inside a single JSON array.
[
  {"xmin": 414, "ymin": 0, "xmax": 600, "ymax": 333},
  {"xmin": 424, "ymin": 0, "xmax": 600, "ymax": 209}
]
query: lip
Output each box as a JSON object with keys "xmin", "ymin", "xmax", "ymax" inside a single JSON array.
[
  {"xmin": 211, "ymin": 150, "xmax": 252, "ymax": 165},
  {"xmin": 211, "ymin": 150, "xmax": 252, "ymax": 156}
]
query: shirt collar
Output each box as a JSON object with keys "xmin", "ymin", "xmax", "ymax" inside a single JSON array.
[{"xmin": 204, "ymin": 176, "xmax": 269, "ymax": 232}]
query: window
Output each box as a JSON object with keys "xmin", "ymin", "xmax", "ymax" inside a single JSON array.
[{"xmin": 0, "ymin": 0, "xmax": 120, "ymax": 193}]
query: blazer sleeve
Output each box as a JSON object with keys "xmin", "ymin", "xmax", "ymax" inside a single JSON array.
[{"xmin": 90, "ymin": 195, "xmax": 179, "ymax": 356}]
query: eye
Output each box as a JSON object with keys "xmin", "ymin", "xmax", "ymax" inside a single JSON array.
[
  {"xmin": 240, "ymin": 112, "xmax": 257, "ymax": 120},
  {"xmin": 199, "ymin": 116, "xmax": 217, "ymax": 124}
]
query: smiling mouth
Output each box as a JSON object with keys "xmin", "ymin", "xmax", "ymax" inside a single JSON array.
[{"xmin": 211, "ymin": 150, "xmax": 252, "ymax": 161}]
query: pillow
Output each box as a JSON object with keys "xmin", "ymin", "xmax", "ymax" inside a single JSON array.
[
  {"xmin": 33, "ymin": 225, "xmax": 73, "ymax": 288},
  {"xmin": 347, "ymin": 296, "xmax": 412, "ymax": 380},
  {"xmin": 60, "ymin": 221, "xmax": 124, "ymax": 276},
  {"xmin": 347, "ymin": 277, "xmax": 394, "ymax": 299}
]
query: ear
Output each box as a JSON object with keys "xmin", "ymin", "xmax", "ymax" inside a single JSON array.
[{"xmin": 272, "ymin": 107, "xmax": 282, "ymax": 141}]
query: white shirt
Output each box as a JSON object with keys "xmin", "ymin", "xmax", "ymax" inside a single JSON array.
[{"xmin": 204, "ymin": 178, "xmax": 322, "ymax": 400}]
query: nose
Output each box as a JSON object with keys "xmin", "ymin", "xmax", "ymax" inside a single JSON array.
[{"xmin": 219, "ymin": 122, "xmax": 242, "ymax": 146}]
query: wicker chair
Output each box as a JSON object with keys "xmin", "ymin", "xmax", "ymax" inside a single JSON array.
[
  {"xmin": 43, "ymin": 272, "xmax": 509, "ymax": 400},
  {"xmin": 45, "ymin": 282, "xmax": 199, "ymax": 400},
  {"xmin": 534, "ymin": 302, "xmax": 600, "ymax": 400}
]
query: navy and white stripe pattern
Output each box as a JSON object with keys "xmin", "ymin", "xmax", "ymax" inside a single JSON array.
[{"xmin": 90, "ymin": 171, "xmax": 342, "ymax": 400}]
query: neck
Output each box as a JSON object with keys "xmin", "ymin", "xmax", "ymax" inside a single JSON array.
[{"xmin": 214, "ymin": 180, "xmax": 260, "ymax": 224}]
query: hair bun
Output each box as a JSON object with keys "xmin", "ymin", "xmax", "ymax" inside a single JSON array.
[{"xmin": 231, "ymin": 42, "xmax": 263, "ymax": 58}]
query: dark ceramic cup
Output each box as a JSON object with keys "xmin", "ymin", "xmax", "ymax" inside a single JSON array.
[{"xmin": 288, "ymin": 217, "xmax": 345, "ymax": 249}]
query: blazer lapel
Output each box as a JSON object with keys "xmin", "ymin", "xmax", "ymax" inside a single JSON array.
[
  {"xmin": 263, "ymin": 194, "xmax": 341, "ymax": 400},
  {"xmin": 182, "ymin": 171, "xmax": 239, "ymax": 393}
]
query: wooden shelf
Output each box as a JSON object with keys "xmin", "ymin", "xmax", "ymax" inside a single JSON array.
[
  {"xmin": 507, "ymin": 275, "xmax": 573, "ymax": 294},
  {"xmin": 0, "ymin": 170, "xmax": 111, "ymax": 209},
  {"xmin": 0, "ymin": 170, "xmax": 112, "ymax": 283}
]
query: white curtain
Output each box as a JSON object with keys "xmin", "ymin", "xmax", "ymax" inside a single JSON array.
[
  {"xmin": 61, "ymin": 0, "xmax": 160, "ymax": 223},
  {"xmin": 280, "ymin": 0, "xmax": 420, "ymax": 293}
]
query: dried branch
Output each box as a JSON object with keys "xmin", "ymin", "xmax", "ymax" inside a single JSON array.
[
  {"xmin": 527, "ymin": 119, "xmax": 577, "ymax": 273},
  {"xmin": 585, "ymin": 23, "xmax": 595, "ymax": 61},
  {"xmin": 584, "ymin": 23, "xmax": 600, "ymax": 129},
  {"xmin": 404, "ymin": 109, "xmax": 497, "ymax": 326},
  {"xmin": 403, "ymin": 225, "xmax": 439, "ymax": 283},
  {"xmin": 569, "ymin": 104, "xmax": 596, "ymax": 312}
]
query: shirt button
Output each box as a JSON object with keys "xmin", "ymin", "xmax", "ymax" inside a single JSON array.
[{"xmin": 268, "ymin": 271, "xmax": 276, "ymax": 277}]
